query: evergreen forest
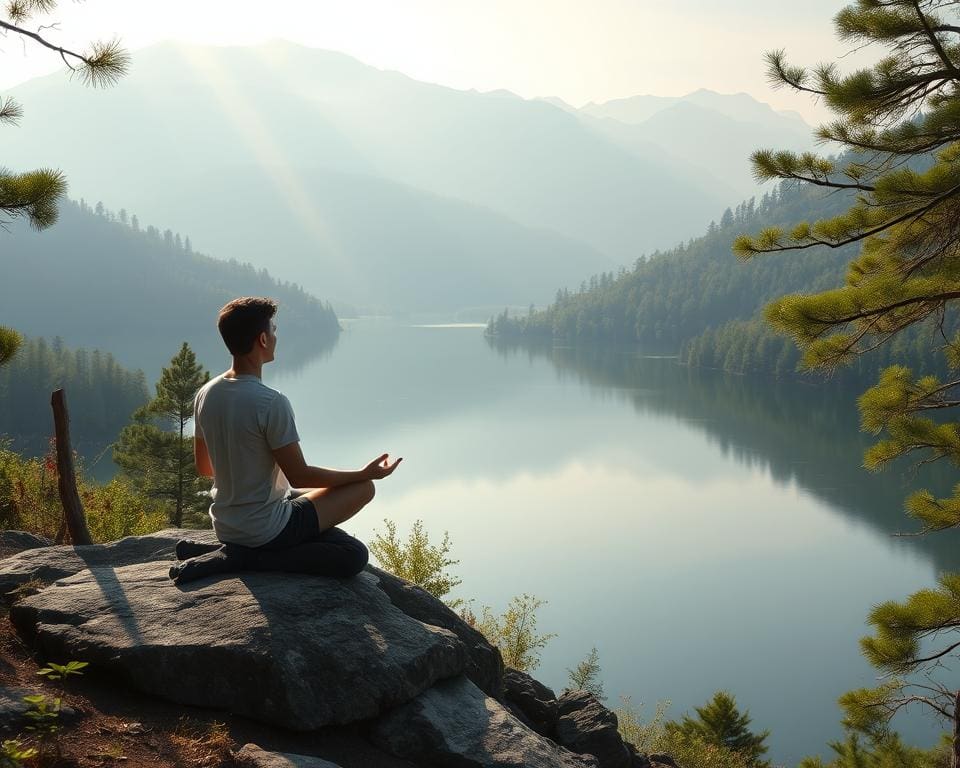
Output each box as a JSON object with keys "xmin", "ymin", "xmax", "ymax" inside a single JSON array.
[
  {"xmin": 0, "ymin": 336, "xmax": 148, "ymax": 455},
  {"xmin": 489, "ymin": 178, "xmax": 954, "ymax": 384}
]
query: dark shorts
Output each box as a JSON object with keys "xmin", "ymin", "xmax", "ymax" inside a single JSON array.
[
  {"xmin": 245, "ymin": 495, "xmax": 369, "ymax": 577},
  {"xmin": 258, "ymin": 496, "xmax": 320, "ymax": 551}
]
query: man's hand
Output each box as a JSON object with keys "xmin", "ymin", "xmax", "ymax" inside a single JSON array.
[{"xmin": 364, "ymin": 453, "xmax": 402, "ymax": 480}]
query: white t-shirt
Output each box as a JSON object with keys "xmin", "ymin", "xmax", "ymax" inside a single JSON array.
[{"xmin": 194, "ymin": 373, "xmax": 299, "ymax": 546}]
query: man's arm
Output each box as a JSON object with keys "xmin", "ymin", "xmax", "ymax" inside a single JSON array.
[
  {"xmin": 273, "ymin": 442, "xmax": 400, "ymax": 488},
  {"xmin": 195, "ymin": 434, "xmax": 214, "ymax": 478}
]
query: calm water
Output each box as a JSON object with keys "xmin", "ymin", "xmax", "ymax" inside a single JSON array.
[{"xmin": 247, "ymin": 318, "xmax": 955, "ymax": 765}]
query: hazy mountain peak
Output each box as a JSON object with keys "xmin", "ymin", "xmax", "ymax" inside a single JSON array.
[
  {"xmin": 481, "ymin": 88, "xmax": 523, "ymax": 100},
  {"xmin": 535, "ymin": 96, "xmax": 578, "ymax": 113}
]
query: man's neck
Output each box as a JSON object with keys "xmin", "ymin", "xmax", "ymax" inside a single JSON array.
[{"xmin": 228, "ymin": 357, "xmax": 262, "ymax": 379}]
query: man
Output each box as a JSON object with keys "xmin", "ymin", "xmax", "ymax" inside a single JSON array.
[{"xmin": 169, "ymin": 296, "xmax": 401, "ymax": 584}]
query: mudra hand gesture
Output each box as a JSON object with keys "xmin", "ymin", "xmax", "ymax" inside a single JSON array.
[{"xmin": 364, "ymin": 453, "xmax": 402, "ymax": 480}]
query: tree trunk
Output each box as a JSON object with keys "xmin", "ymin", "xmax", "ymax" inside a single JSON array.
[
  {"xmin": 51, "ymin": 388, "xmax": 93, "ymax": 545},
  {"xmin": 175, "ymin": 417, "xmax": 184, "ymax": 527}
]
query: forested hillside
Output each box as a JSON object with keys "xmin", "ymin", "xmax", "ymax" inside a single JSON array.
[
  {"xmin": 489, "ymin": 180, "xmax": 952, "ymax": 383},
  {"xmin": 0, "ymin": 336, "xmax": 148, "ymax": 455},
  {"xmin": 3, "ymin": 198, "xmax": 340, "ymax": 375}
]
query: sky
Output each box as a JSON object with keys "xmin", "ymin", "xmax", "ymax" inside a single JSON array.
[{"xmin": 0, "ymin": 0, "xmax": 873, "ymax": 125}]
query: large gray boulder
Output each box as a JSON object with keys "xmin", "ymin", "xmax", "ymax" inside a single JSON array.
[
  {"xmin": 234, "ymin": 744, "xmax": 343, "ymax": 768},
  {"xmin": 0, "ymin": 528, "xmax": 218, "ymax": 596},
  {"xmin": 0, "ymin": 531, "xmax": 53, "ymax": 558},
  {"xmin": 368, "ymin": 565, "xmax": 504, "ymax": 698},
  {"xmin": 370, "ymin": 675, "xmax": 598, "ymax": 768},
  {"xmin": 501, "ymin": 667, "xmax": 559, "ymax": 737},
  {"xmin": 9, "ymin": 561, "xmax": 467, "ymax": 729},
  {"xmin": 556, "ymin": 690, "xmax": 633, "ymax": 768}
]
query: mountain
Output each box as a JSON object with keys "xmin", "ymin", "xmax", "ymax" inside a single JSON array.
[
  {"xmin": 580, "ymin": 93, "xmax": 680, "ymax": 124},
  {"xmin": 5, "ymin": 41, "xmax": 735, "ymax": 311},
  {"xmin": 580, "ymin": 90, "xmax": 816, "ymax": 199},
  {"xmin": 2, "ymin": 199, "xmax": 340, "ymax": 377}
]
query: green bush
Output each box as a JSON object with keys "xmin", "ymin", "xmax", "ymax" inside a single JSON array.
[
  {"xmin": 477, "ymin": 594, "xmax": 555, "ymax": 673},
  {"xmin": 369, "ymin": 518, "xmax": 463, "ymax": 609},
  {"xmin": 616, "ymin": 696, "xmax": 752, "ymax": 768},
  {"xmin": 0, "ymin": 444, "xmax": 166, "ymax": 542}
]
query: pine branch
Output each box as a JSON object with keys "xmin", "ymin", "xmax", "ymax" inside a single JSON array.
[
  {"xmin": 911, "ymin": 0, "xmax": 960, "ymax": 77},
  {"xmin": 0, "ymin": 96, "xmax": 22, "ymax": 125},
  {"xmin": 738, "ymin": 181, "xmax": 960, "ymax": 255},
  {"xmin": 0, "ymin": 19, "xmax": 127, "ymax": 86}
]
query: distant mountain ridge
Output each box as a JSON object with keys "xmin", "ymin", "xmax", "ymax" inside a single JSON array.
[
  {"xmin": 5, "ymin": 41, "xmax": 817, "ymax": 313},
  {"xmin": 579, "ymin": 89, "xmax": 815, "ymax": 199}
]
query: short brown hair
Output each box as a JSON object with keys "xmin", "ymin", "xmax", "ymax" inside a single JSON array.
[{"xmin": 217, "ymin": 297, "xmax": 278, "ymax": 356}]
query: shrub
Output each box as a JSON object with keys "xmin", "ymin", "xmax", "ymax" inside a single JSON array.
[
  {"xmin": 616, "ymin": 696, "xmax": 752, "ymax": 768},
  {"xmin": 567, "ymin": 646, "xmax": 605, "ymax": 700},
  {"xmin": 369, "ymin": 519, "xmax": 463, "ymax": 608},
  {"xmin": 0, "ymin": 444, "xmax": 166, "ymax": 542},
  {"xmin": 477, "ymin": 594, "xmax": 555, "ymax": 673}
]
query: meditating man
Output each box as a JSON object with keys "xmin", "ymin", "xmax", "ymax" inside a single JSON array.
[{"xmin": 169, "ymin": 296, "xmax": 401, "ymax": 584}]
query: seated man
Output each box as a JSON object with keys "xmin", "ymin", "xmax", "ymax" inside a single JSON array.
[{"xmin": 169, "ymin": 296, "xmax": 401, "ymax": 585}]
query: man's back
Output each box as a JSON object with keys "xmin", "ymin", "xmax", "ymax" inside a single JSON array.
[{"xmin": 194, "ymin": 373, "xmax": 299, "ymax": 546}]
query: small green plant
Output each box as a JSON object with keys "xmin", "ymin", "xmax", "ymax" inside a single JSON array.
[
  {"xmin": 1, "ymin": 739, "xmax": 38, "ymax": 768},
  {"xmin": 22, "ymin": 694, "xmax": 61, "ymax": 733},
  {"xmin": 22, "ymin": 694, "xmax": 62, "ymax": 764},
  {"xmin": 37, "ymin": 660, "xmax": 88, "ymax": 682},
  {"xmin": 370, "ymin": 519, "xmax": 463, "ymax": 609},
  {"xmin": 477, "ymin": 593, "xmax": 555, "ymax": 673}
]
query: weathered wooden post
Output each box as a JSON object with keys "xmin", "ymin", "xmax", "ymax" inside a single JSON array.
[{"xmin": 51, "ymin": 388, "xmax": 93, "ymax": 545}]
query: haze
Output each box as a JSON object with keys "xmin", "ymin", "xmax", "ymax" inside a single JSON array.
[{"xmin": 1, "ymin": 0, "xmax": 870, "ymax": 125}]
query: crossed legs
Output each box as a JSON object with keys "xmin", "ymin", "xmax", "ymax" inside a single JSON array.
[
  {"xmin": 170, "ymin": 479, "xmax": 376, "ymax": 584},
  {"xmin": 298, "ymin": 478, "xmax": 376, "ymax": 532}
]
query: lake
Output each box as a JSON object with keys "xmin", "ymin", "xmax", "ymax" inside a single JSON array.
[{"xmin": 250, "ymin": 317, "xmax": 955, "ymax": 765}]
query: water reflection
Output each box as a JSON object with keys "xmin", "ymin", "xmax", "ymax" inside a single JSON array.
[{"xmin": 486, "ymin": 336, "xmax": 960, "ymax": 577}]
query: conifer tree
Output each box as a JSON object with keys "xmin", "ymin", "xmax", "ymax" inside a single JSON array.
[
  {"xmin": 733, "ymin": 0, "xmax": 960, "ymax": 756},
  {"xmin": 666, "ymin": 691, "xmax": 770, "ymax": 767},
  {"xmin": 566, "ymin": 646, "xmax": 605, "ymax": 701},
  {"xmin": 799, "ymin": 732, "xmax": 947, "ymax": 768},
  {"xmin": 1, "ymin": 0, "xmax": 127, "ymax": 229},
  {"xmin": 114, "ymin": 343, "xmax": 209, "ymax": 527},
  {"xmin": 0, "ymin": 327, "xmax": 20, "ymax": 367}
]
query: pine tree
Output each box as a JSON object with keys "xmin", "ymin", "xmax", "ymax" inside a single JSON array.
[
  {"xmin": 666, "ymin": 691, "xmax": 770, "ymax": 767},
  {"xmin": 0, "ymin": 1, "xmax": 127, "ymax": 229},
  {"xmin": 0, "ymin": 327, "xmax": 21, "ymax": 367},
  {"xmin": 114, "ymin": 343, "xmax": 209, "ymax": 527},
  {"xmin": 733, "ymin": 1, "xmax": 960, "ymax": 756},
  {"xmin": 566, "ymin": 646, "xmax": 605, "ymax": 701},
  {"xmin": 799, "ymin": 732, "xmax": 947, "ymax": 768}
]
